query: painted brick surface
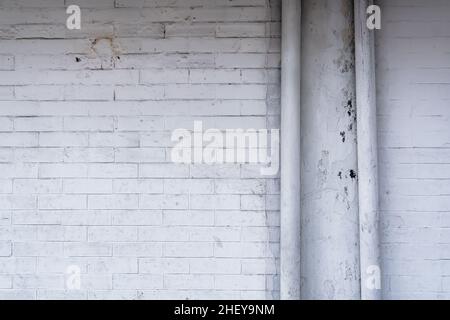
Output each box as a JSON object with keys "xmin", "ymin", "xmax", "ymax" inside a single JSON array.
[
  {"xmin": 2, "ymin": 0, "xmax": 448, "ymax": 300},
  {"xmin": 377, "ymin": 0, "xmax": 450, "ymax": 299},
  {"xmin": 0, "ymin": 0, "xmax": 281, "ymax": 300}
]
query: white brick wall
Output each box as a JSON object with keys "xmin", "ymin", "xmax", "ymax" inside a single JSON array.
[
  {"xmin": 377, "ymin": 0, "xmax": 450, "ymax": 299},
  {"xmin": 2, "ymin": 0, "xmax": 448, "ymax": 300},
  {"xmin": 0, "ymin": 0, "xmax": 281, "ymax": 300}
]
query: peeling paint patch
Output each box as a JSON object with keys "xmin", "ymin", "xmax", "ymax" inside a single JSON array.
[{"xmin": 89, "ymin": 37, "xmax": 123, "ymax": 59}]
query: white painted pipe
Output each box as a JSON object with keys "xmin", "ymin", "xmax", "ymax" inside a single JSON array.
[
  {"xmin": 354, "ymin": 0, "xmax": 382, "ymax": 300},
  {"xmin": 300, "ymin": 0, "xmax": 361, "ymax": 300},
  {"xmin": 280, "ymin": 0, "xmax": 302, "ymax": 300}
]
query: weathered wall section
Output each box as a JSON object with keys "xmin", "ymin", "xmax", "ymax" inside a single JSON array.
[
  {"xmin": 0, "ymin": 0, "xmax": 281, "ymax": 299},
  {"xmin": 300, "ymin": 0, "xmax": 360, "ymax": 300},
  {"xmin": 376, "ymin": 0, "xmax": 450, "ymax": 299},
  {"xmin": 1, "ymin": 0, "xmax": 449, "ymax": 300}
]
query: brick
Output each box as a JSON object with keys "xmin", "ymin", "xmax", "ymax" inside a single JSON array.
[
  {"xmin": 14, "ymin": 117, "xmax": 62, "ymax": 132},
  {"xmin": 14, "ymin": 274, "xmax": 64, "ymax": 290},
  {"xmin": 37, "ymin": 226, "xmax": 87, "ymax": 242},
  {"xmin": 215, "ymin": 179, "xmax": 265, "ymax": 194},
  {"xmin": 189, "ymin": 69, "xmax": 241, "ymax": 84},
  {"xmin": 190, "ymin": 195, "xmax": 240, "ymax": 210},
  {"xmin": 216, "ymin": 23, "xmax": 267, "ymax": 38},
  {"xmin": 88, "ymin": 195, "xmax": 139, "ymax": 210},
  {"xmin": 14, "ymin": 242, "xmax": 63, "ymax": 257},
  {"xmin": 116, "ymin": 116, "xmax": 164, "ymax": 131},
  {"xmin": 87, "ymin": 257, "xmax": 138, "ymax": 274},
  {"xmin": 214, "ymin": 242, "xmax": 272, "ymax": 258},
  {"xmin": 14, "ymin": 148, "xmax": 64, "ymax": 162},
  {"xmin": 0, "ymin": 86, "xmax": 14, "ymax": 100},
  {"xmin": 0, "ymin": 195, "xmax": 36, "ymax": 209},
  {"xmin": 241, "ymin": 258, "xmax": 278, "ymax": 275},
  {"xmin": 37, "ymin": 290, "xmax": 88, "ymax": 300},
  {"xmin": 88, "ymin": 226, "xmax": 138, "ymax": 242},
  {"xmin": 64, "ymin": 179, "xmax": 112, "ymax": 194},
  {"xmin": 138, "ymin": 258, "xmax": 189, "ymax": 274},
  {"xmin": 140, "ymin": 164, "xmax": 189, "ymax": 178},
  {"xmin": 63, "ymin": 147, "xmax": 114, "ymax": 162},
  {"xmin": 87, "ymin": 290, "xmax": 137, "ymax": 300},
  {"xmin": 15, "ymin": 85, "xmax": 65, "ymax": 101},
  {"xmin": 189, "ymin": 258, "xmax": 241, "ymax": 274},
  {"xmin": 0, "ymin": 241, "xmax": 12, "ymax": 257},
  {"xmin": 189, "ymin": 227, "xmax": 241, "ymax": 242},
  {"xmin": 0, "ymin": 257, "xmax": 36, "ymax": 274},
  {"xmin": 165, "ymin": 274, "xmax": 213, "ymax": 290},
  {"xmin": 114, "ymin": 85, "xmax": 164, "ymax": 101},
  {"xmin": 140, "ymin": 69, "xmax": 189, "ymax": 84},
  {"xmin": 240, "ymin": 195, "xmax": 265, "ymax": 211},
  {"xmin": 0, "ymin": 226, "xmax": 37, "ymax": 241},
  {"xmin": 138, "ymin": 226, "xmax": 189, "ymax": 242},
  {"xmin": 39, "ymin": 132, "xmax": 88, "ymax": 147},
  {"xmin": 88, "ymin": 164, "xmax": 138, "ymax": 179},
  {"xmin": 0, "ymin": 290, "xmax": 35, "ymax": 300},
  {"xmin": 0, "ymin": 55, "xmax": 14, "ymax": 70},
  {"xmin": 0, "ymin": 211, "xmax": 11, "ymax": 224},
  {"xmin": 0, "ymin": 117, "xmax": 13, "ymax": 131},
  {"xmin": 36, "ymin": 257, "xmax": 88, "ymax": 274},
  {"xmin": 163, "ymin": 179, "xmax": 214, "ymax": 194},
  {"xmin": 38, "ymin": 195, "xmax": 86, "ymax": 210},
  {"xmin": 0, "ymin": 164, "xmax": 38, "ymax": 178},
  {"xmin": 89, "ymin": 133, "xmax": 139, "ymax": 147},
  {"xmin": 140, "ymin": 194, "xmax": 189, "ymax": 210},
  {"xmin": 13, "ymin": 211, "xmax": 61, "ymax": 225},
  {"xmin": 163, "ymin": 210, "xmax": 214, "ymax": 226},
  {"xmin": 39, "ymin": 164, "xmax": 87, "ymax": 178},
  {"xmin": 113, "ymin": 243, "xmax": 162, "ymax": 257},
  {"xmin": 64, "ymin": 243, "xmax": 112, "ymax": 257},
  {"xmin": 114, "ymin": 148, "xmax": 165, "ymax": 163},
  {"xmin": 64, "ymin": 117, "xmax": 114, "ymax": 132},
  {"xmin": 113, "ymin": 179, "xmax": 163, "ymax": 194},
  {"xmin": 0, "ymin": 133, "xmax": 38, "ymax": 147},
  {"xmin": 111, "ymin": 210, "xmax": 162, "ymax": 226},
  {"xmin": 214, "ymin": 275, "xmax": 266, "ymax": 290},
  {"xmin": 164, "ymin": 242, "xmax": 213, "ymax": 258},
  {"xmin": 14, "ymin": 179, "xmax": 62, "ymax": 194}
]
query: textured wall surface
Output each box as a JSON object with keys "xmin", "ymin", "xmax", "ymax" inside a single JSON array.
[
  {"xmin": 0, "ymin": 0, "xmax": 281, "ymax": 300},
  {"xmin": 1, "ymin": 0, "xmax": 449, "ymax": 300},
  {"xmin": 377, "ymin": 0, "xmax": 450, "ymax": 299}
]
